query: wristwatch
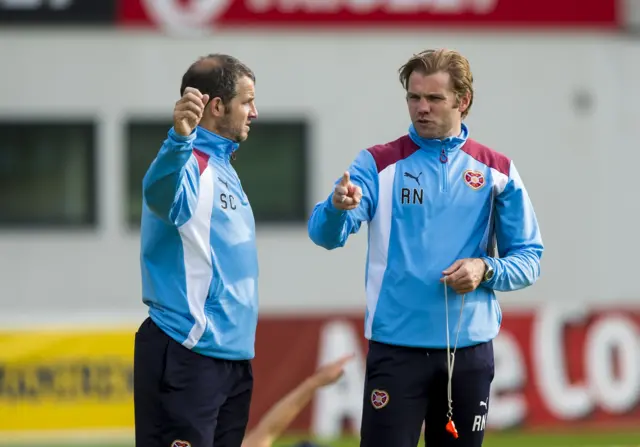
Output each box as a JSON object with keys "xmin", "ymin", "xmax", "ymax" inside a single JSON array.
[{"xmin": 482, "ymin": 259, "xmax": 494, "ymax": 282}]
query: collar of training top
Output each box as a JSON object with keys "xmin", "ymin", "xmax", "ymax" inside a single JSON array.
[
  {"xmin": 193, "ymin": 125, "xmax": 240, "ymax": 157},
  {"xmin": 408, "ymin": 121, "xmax": 469, "ymax": 153}
]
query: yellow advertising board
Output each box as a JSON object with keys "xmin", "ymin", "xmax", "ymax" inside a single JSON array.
[{"xmin": 0, "ymin": 327, "xmax": 135, "ymax": 432}]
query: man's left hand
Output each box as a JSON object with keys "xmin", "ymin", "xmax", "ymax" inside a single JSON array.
[{"xmin": 441, "ymin": 258, "xmax": 486, "ymax": 294}]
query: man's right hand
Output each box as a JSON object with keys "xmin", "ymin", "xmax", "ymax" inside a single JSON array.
[
  {"xmin": 173, "ymin": 87, "xmax": 210, "ymax": 137},
  {"xmin": 331, "ymin": 171, "xmax": 362, "ymax": 210}
]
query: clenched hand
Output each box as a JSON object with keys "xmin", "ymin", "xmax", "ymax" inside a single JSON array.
[
  {"xmin": 174, "ymin": 87, "xmax": 210, "ymax": 137},
  {"xmin": 441, "ymin": 258, "xmax": 486, "ymax": 294}
]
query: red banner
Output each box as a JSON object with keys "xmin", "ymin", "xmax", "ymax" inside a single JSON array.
[
  {"xmin": 117, "ymin": 0, "xmax": 618, "ymax": 32},
  {"xmin": 249, "ymin": 305, "xmax": 640, "ymax": 437}
]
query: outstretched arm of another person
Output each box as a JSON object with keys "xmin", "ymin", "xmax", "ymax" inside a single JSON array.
[{"xmin": 241, "ymin": 354, "xmax": 355, "ymax": 447}]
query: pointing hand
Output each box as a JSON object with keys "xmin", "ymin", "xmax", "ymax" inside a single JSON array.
[{"xmin": 332, "ymin": 171, "xmax": 362, "ymax": 211}]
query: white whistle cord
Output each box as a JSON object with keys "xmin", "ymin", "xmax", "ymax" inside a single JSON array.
[{"xmin": 444, "ymin": 277, "xmax": 466, "ymax": 423}]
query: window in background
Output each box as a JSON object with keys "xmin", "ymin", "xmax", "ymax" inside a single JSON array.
[
  {"xmin": 0, "ymin": 121, "xmax": 96, "ymax": 228},
  {"xmin": 126, "ymin": 120, "xmax": 309, "ymax": 227}
]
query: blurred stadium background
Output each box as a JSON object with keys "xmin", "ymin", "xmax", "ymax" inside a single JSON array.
[{"xmin": 1, "ymin": 0, "xmax": 640, "ymax": 446}]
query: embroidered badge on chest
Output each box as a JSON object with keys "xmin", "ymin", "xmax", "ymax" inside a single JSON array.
[{"xmin": 463, "ymin": 169, "xmax": 486, "ymax": 190}]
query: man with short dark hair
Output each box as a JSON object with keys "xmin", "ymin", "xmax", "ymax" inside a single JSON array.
[{"xmin": 134, "ymin": 53, "xmax": 259, "ymax": 447}]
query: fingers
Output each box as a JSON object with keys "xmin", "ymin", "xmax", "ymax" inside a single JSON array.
[
  {"xmin": 180, "ymin": 88, "xmax": 204, "ymax": 104},
  {"xmin": 180, "ymin": 100, "xmax": 205, "ymax": 117},
  {"xmin": 314, "ymin": 354, "xmax": 355, "ymax": 386},
  {"xmin": 178, "ymin": 93, "xmax": 205, "ymax": 113},
  {"xmin": 352, "ymin": 186, "xmax": 363, "ymax": 203},
  {"xmin": 447, "ymin": 276, "xmax": 474, "ymax": 291},
  {"xmin": 442, "ymin": 259, "xmax": 464, "ymax": 276},
  {"xmin": 336, "ymin": 196, "xmax": 358, "ymax": 209},
  {"xmin": 332, "ymin": 173, "xmax": 362, "ymax": 210},
  {"xmin": 441, "ymin": 260, "xmax": 468, "ymax": 288},
  {"xmin": 333, "ymin": 183, "xmax": 351, "ymax": 204},
  {"xmin": 443, "ymin": 270, "xmax": 467, "ymax": 288},
  {"xmin": 175, "ymin": 111, "xmax": 201, "ymax": 134},
  {"xmin": 342, "ymin": 187, "xmax": 362, "ymax": 209},
  {"xmin": 182, "ymin": 86, "xmax": 204, "ymax": 100},
  {"xmin": 340, "ymin": 352, "xmax": 356, "ymax": 363},
  {"xmin": 333, "ymin": 353, "xmax": 356, "ymax": 367},
  {"xmin": 333, "ymin": 194, "xmax": 360, "ymax": 210},
  {"xmin": 179, "ymin": 111, "xmax": 201, "ymax": 126},
  {"xmin": 182, "ymin": 90, "xmax": 204, "ymax": 105},
  {"xmin": 333, "ymin": 184, "xmax": 348, "ymax": 205},
  {"xmin": 334, "ymin": 185, "xmax": 348, "ymax": 197},
  {"xmin": 441, "ymin": 260, "xmax": 478, "ymax": 294},
  {"xmin": 177, "ymin": 88, "xmax": 210, "ymax": 114},
  {"xmin": 444, "ymin": 280, "xmax": 472, "ymax": 295},
  {"xmin": 174, "ymin": 88, "xmax": 210, "ymax": 135}
]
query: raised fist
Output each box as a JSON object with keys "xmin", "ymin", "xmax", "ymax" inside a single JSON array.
[{"xmin": 173, "ymin": 87, "xmax": 210, "ymax": 137}]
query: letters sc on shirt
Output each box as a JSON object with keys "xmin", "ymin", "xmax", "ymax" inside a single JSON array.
[{"xmin": 220, "ymin": 192, "xmax": 237, "ymax": 211}]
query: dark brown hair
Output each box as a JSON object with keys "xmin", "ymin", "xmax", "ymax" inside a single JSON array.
[{"xmin": 180, "ymin": 53, "xmax": 255, "ymax": 107}]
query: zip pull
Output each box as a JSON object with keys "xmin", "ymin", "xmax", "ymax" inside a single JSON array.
[{"xmin": 440, "ymin": 148, "xmax": 448, "ymax": 163}]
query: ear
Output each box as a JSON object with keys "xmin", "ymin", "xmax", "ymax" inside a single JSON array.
[
  {"xmin": 208, "ymin": 97, "xmax": 225, "ymax": 117},
  {"xmin": 457, "ymin": 91, "xmax": 471, "ymax": 114}
]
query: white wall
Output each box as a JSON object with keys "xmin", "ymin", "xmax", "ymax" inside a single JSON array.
[{"xmin": 0, "ymin": 29, "xmax": 637, "ymax": 324}]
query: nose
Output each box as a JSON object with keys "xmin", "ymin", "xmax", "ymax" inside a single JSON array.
[
  {"xmin": 418, "ymin": 97, "xmax": 431, "ymax": 114},
  {"xmin": 250, "ymin": 103, "xmax": 258, "ymax": 119}
]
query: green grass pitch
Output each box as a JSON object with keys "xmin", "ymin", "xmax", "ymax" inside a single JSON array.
[{"xmin": 2, "ymin": 431, "xmax": 639, "ymax": 447}]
